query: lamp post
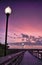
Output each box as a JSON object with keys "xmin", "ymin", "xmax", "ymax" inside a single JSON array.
[{"xmin": 4, "ymin": 6, "xmax": 11, "ymax": 56}]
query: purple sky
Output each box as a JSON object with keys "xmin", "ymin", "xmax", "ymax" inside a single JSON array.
[{"xmin": 0, "ymin": 0, "xmax": 42, "ymax": 43}]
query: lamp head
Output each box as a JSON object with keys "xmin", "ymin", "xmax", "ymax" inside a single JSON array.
[{"xmin": 5, "ymin": 6, "xmax": 12, "ymax": 14}]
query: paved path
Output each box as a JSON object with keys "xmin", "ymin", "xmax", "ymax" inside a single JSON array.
[{"xmin": 20, "ymin": 51, "xmax": 42, "ymax": 65}]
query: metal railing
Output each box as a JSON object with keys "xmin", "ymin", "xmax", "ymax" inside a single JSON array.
[
  {"xmin": 29, "ymin": 49, "xmax": 42, "ymax": 60},
  {"xmin": 0, "ymin": 51, "xmax": 25, "ymax": 65}
]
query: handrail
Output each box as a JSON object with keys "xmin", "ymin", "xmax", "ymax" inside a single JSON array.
[{"xmin": 0, "ymin": 51, "xmax": 25, "ymax": 65}]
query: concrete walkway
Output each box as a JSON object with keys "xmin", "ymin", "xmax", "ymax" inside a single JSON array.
[{"xmin": 20, "ymin": 51, "xmax": 42, "ymax": 65}]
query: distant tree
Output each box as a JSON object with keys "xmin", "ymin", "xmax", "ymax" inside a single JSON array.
[{"xmin": 0, "ymin": 43, "xmax": 9, "ymax": 49}]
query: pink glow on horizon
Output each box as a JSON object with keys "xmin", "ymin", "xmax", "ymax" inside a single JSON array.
[{"xmin": 8, "ymin": 21, "xmax": 42, "ymax": 37}]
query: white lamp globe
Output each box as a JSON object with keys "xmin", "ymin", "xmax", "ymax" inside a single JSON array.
[{"xmin": 5, "ymin": 6, "xmax": 12, "ymax": 14}]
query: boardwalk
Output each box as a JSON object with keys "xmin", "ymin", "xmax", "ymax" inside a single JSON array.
[
  {"xmin": 20, "ymin": 51, "xmax": 42, "ymax": 65},
  {"xmin": 0, "ymin": 51, "xmax": 42, "ymax": 65}
]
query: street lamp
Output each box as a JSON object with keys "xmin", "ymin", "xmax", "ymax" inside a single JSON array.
[{"xmin": 4, "ymin": 6, "xmax": 12, "ymax": 56}]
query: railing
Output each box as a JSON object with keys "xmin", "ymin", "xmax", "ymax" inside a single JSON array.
[
  {"xmin": 0, "ymin": 51, "xmax": 25, "ymax": 65},
  {"xmin": 29, "ymin": 49, "xmax": 42, "ymax": 60}
]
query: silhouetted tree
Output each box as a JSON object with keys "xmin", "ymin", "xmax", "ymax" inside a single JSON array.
[{"xmin": 0, "ymin": 43, "xmax": 9, "ymax": 49}]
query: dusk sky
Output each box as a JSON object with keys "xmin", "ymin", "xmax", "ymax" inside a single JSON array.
[{"xmin": 0, "ymin": 0, "xmax": 42, "ymax": 43}]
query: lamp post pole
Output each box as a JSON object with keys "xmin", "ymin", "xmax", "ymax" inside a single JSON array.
[
  {"xmin": 4, "ymin": 14, "xmax": 9, "ymax": 56},
  {"xmin": 4, "ymin": 7, "xmax": 11, "ymax": 56}
]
